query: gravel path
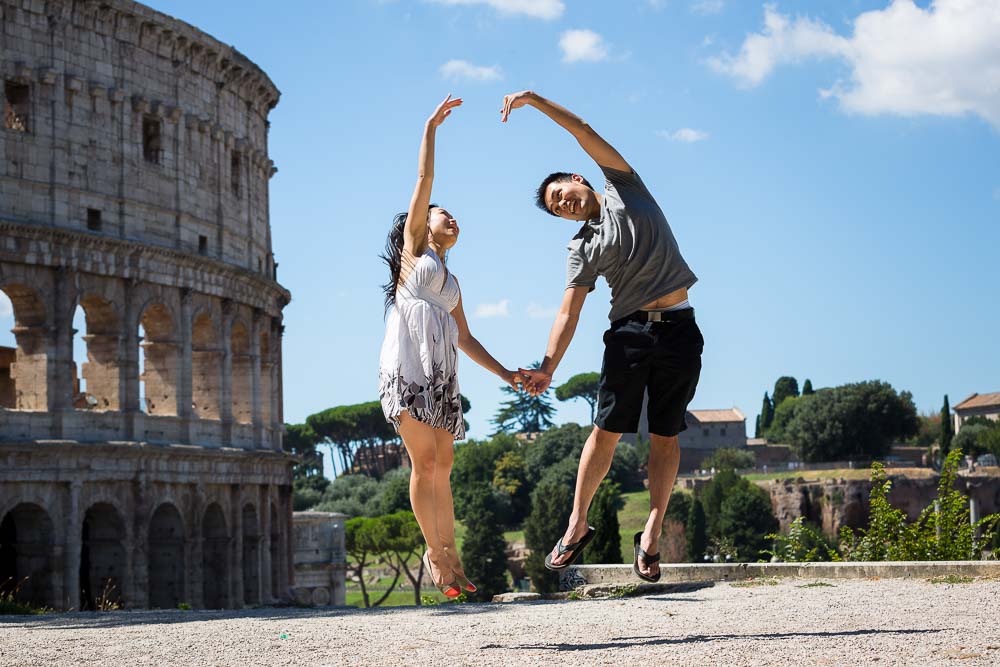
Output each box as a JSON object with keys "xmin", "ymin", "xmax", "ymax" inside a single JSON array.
[{"xmin": 3, "ymin": 578, "xmax": 999, "ymax": 666}]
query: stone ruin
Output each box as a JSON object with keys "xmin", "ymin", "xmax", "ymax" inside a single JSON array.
[{"xmin": 0, "ymin": 0, "xmax": 295, "ymax": 610}]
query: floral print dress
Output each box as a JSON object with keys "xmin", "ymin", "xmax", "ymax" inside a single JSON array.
[{"xmin": 378, "ymin": 249, "xmax": 465, "ymax": 440}]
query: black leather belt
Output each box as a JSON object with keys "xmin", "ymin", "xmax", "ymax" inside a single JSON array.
[{"xmin": 614, "ymin": 307, "xmax": 695, "ymax": 327}]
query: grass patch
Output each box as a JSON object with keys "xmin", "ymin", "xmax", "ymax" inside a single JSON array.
[
  {"xmin": 927, "ymin": 575, "xmax": 974, "ymax": 585},
  {"xmin": 796, "ymin": 582, "xmax": 835, "ymax": 589},
  {"xmin": 730, "ymin": 578, "xmax": 779, "ymax": 588},
  {"xmin": 0, "ymin": 591, "xmax": 49, "ymax": 616},
  {"xmin": 345, "ymin": 588, "xmax": 452, "ymax": 608},
  {"xmin": 503, "ymin": 529, "xmax": 525, "ymax": 545},
  {"xmin": 617, "ymin": 490, "xmax": 652, "ymax": 563}
]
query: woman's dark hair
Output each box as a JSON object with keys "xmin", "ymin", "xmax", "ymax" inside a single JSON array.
[
  {"xmin": 380, "ymin": 204, "xmax": 442, "ymax": 313},
  {"xmin": 535, "ymin": 172, "xmax": 594, "ymax": 216}
]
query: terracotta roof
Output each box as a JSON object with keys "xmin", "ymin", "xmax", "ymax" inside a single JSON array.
[
  {"xmin": 687, "ymin": 408, "xmax": 745, "ymax": 423},
  {"xmin": 954, "ymin": 392, "xmax": 1000, "ymax": 410}
]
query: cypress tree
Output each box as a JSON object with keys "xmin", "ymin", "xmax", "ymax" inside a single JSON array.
[
  {"xmin": 460, "ymin": 484, "xmax": 510, "ymax": 601},
  {"xmin": 754, "ymin": 415, "xmax": 761, "ymax": 438},
  {"xmin": 523, "ymin": 476, "xmax": 573, "ymax": 593},
  {"xmin": 940, "ymin": 394, "xmax": 954, "ymax": 458},
  {"xmin": 802, "ymin": 379, "xmax": 814, "ymax": 395},
  {"xmin": 585, "ymin": 480, "xmax": 623, "ymax": 565},
  {"xmin": 772, "ymin": 377, "xmax": 800, "ymax": 409},
  {"xmin": 686, "ymin": 497, "xmax": 707, "ymax": 562},
  {"xmin": 760, "ymin": 392, "xmax": 774, "ymax": 431}
]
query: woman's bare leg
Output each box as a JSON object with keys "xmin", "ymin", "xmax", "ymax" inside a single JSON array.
[{"xmin": 398, "ymin": 413, "xmax": 452, "ymax": 586}]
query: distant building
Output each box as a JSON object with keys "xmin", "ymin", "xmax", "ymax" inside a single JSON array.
[
  {"xmin": 954, "ymin": 392, "xmax": 1000, "ymax": 433},
  {"xmin": 678, "ymin": 409, "xmax": 748, "ymax": 472}
]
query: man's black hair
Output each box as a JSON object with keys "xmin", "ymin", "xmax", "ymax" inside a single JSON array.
[{"xmin": 535, "ymin": 172, "xmax": 595, "ymax": 216}]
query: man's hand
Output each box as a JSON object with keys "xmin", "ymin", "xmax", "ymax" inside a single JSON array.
[
  {"xmin": 500, "ymin": 90, "xmax": 535, "ymax": 123},
  {"xmin": 519, "ymin": 367, "xmax": 552, "ymax": 396}
]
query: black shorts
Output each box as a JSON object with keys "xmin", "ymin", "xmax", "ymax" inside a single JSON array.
[{"xmin": 594, "ymin": 308, "xmax": 703, "ymax": 437}]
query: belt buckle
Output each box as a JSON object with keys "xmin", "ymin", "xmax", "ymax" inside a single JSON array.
[{"xmin": 647, "ymin": 311, "xmax": 662, "ymax": 323}]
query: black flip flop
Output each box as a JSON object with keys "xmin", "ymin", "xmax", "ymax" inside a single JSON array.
[
  {"xmin": 544, "ymin": 526, "xmax": 596, "ymax": 571},
  {"xmin": 633, "ymin": 531, "xmax": 661, "ymax": 583}
]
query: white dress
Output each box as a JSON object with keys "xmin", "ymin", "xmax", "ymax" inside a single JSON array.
[{"xmin": 378, "ymin": 249, "xmax": 465, "ymax": 440}]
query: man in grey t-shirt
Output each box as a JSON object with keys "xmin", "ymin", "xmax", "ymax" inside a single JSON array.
[{"xmin": 501, "ymin": 91, "xmax": 704, "ymax": 582}]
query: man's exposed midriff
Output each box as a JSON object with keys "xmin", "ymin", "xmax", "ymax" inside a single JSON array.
[{"xmin": 641, "ymin": 286, "xmax": 689, "ymax": 311}]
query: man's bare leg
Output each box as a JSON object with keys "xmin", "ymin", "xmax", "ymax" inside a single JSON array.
[
  {"xmin": 637, "ymin": 433, "xmax": 681, "ymax": 578},
  {"xmin": 549, "ymin": 426, "xmax": 623, "ymax": 566}
]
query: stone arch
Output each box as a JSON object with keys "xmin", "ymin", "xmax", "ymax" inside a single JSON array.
[
  {"xmin": 74, "ymin": 294, "xmax": 122, "ymax": 411},
  {"xmin": 269, "ymin": 501, "xmax": 280, "ymax": 599},
  {"xmin": 80, "ymin": 502, "xmax": 126, "ymax": 610},
  {"xmin": 242, "ymin": 503, "xmax": 259, "ymax": 605},
  {"xmin": 148, "ymin": 503, "xmax": 185, "ymax": 609},
  {"xmin": 202, "ymin": 503, "xmax": 229, "ymax": 609},
  {"xmin": 0, "ymin": 284, "xmax": 49, "ymax": 410},
  {"xmin": 230, "ymin": 320, "xmax": 252, "ymax": 424},
  {"xmin": 191, "ymin": 311, "xmax": 222, "ymax": 420},
  {"xmin": 138, "ymin": 302, "xmax": 178, "ymax": 416},
  {"xmin": 0, "ymin": 503, "xmax": 56, "ymax": 608}
]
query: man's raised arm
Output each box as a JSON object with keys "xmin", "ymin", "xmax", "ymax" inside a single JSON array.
[{"xmin": 501, "ymin": 91, "xmax": 630, "ymax": 173}]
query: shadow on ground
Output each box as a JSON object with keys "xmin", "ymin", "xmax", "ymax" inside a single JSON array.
[{"xmin": 481, "ymin": 628, "xmax": 946, "ymax": 653}]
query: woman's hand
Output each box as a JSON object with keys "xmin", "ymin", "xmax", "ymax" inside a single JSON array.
[
  {"xmin": 428, "ymin": 94, "xmax": 463, "ymax": 128},
  {"xmin": 500, "ymin": 369, "xmax": 524, "ymax": 392},
  {"xmin": 500, "ymin": 90, "xmax": 535, "ymax": 122}
]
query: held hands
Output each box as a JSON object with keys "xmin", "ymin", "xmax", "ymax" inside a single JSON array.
[
  {"xmin": 500, "ymin": 369, "xmax": 527, "ymax": 392},
  {"xmin": 500, "ymin": 90, "xmax": 535, "ymax": 123},
  {"xmin": 518, "ymin": 367, "xmax": 552, "ymax": 396},
  {"xmin": 428, "ymin": 94, "xmax": 463, "ymax": 128}
]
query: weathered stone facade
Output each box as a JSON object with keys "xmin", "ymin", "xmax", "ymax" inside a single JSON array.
[
  {"xmin": 292, "ymin": 512, "xmax": 347, "ymax": 607},
  {"xmin": 0, "ymin": 0, "xmax": 293, "ymax": 610}
]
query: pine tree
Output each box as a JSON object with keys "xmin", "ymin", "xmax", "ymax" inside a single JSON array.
[
  {"xmin": 940, "ymin": 394, "xmax": 954, "ymax": 459},
  {"xmin": 760, "ymin": 392, "xmax": 774, "ymax": 431},
  {"xmin": 460, "ymin": 483, "xmax": 510, "ymax": 601},
  {"xmin": 492, "ymin": 363, "xmax": 555, "ymax": 434},
  {"xmin": 802, "ymin": 379, "xmax": 814, "ymax": 395},
  {"xmin": 686, "ymin": 497, "xmax": 707, "ymax": 562},
  {"xmin": 585, "ymin": 480, "xmax": 623, "ymax": 564},
  {"xmin": 772, "ymin": 376, "xmax": 800, "ymax": 408},
  {"xmin": 523, "ymin": 476, "xmax": 573, "ymax": 593}
]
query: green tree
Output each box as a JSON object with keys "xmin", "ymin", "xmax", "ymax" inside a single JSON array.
[
  {"xmin": 686, "ymin": 497, "xmax": 708, "ymax": 563},
  {"xmin": 372, "ymin": 467, "xmax": 411, "ymax": 515},
  {"xmin": 313, "ymin": 473, "xmax": 381, "ymax": 517},
  {"xmin": 701, "ymin": 448, "xmax": 755, "ymax": 471},
  {"xmin": 523, "ymin": 476, "xmax": 573, "ymax": 594},
  {"xmin": 784, "ymin": 381, "xmax": 919, "ymax": 463},
  {"xmin": 345, "ymin": 517, "xmax": 401, "ymax": 608},
  {"xmin": 766, "ymin": 396, "xmax": 800, "ymax": 443},
  {"xmin": 452, "ymin": 434, "xmax": 520, "ymax": 525},
  {"xmin": 492, "ymin": 362, "xmax": 555, "ymax": 434},
  {"xmin": 524, "ymin": 424, "xmax": 587, "ymax": 484},
  {"xmin": 940, "ymin": 395, "xmax": 954, "ymax": 459},
  {"xmin": 759, "ymin": 392, "xmax": 774, "ymax": 432},
  {"xmin": 307, "ymin": 401, "xmax": 401, "ymax": 478},
  {"xmin": 372, "ymin": 511, "xmax": 427, "ymax": 606},
  {"xmin": 555, "ymin": 372, "xmax": 601, "ymax": 423},
  {"xmin": 460, "ymin": 484, "xmax": 511, "ymax": 601},
  {"xmin": 493, "ymin": 450, "xmax": 531, "ymax": 523},
  {"xmin": 772, "ymin": 376, "xmax": 800, "ymax": 409},
  {"xmin": 802, "ymin": 379, "xmax": 814, "ymax": 395},
  {"xmin": 717, "ymin": 484, "xmax": 778, "ymax": 561},
  {"xmin": 585, "ymin": 480, "xmax": 623, "ymax": 565},
  {"xmin": 665, "ymin": 490, "xmax": 692, "ymax": 524},
  {"xmin": 700, "ymin": 468, "xmax": 741, "ymax": 537}
]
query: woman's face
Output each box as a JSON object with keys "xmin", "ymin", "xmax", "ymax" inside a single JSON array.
[{"xmin": 427, "ymin": 207, "xmax": 460, "ymax": 249}]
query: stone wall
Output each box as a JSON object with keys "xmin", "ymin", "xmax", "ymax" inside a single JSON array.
[{"xmin": 292, "ymin": 512, "xmax": 347, "ymax": 607}]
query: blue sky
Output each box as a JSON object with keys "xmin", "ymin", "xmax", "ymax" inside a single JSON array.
[{"xmin": 3, "ymin": 1, "xmax": 999, "ymax": 476}]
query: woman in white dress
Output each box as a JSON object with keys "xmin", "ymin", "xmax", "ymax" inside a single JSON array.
[{"xmin": 378, "ymin": 95, "xmax": 522, "ymax": 597}]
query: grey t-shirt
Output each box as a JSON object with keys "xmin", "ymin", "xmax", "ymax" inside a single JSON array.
[{"xmin": 566, "ymin": 166, "xmax": 697, "ymax": 321}]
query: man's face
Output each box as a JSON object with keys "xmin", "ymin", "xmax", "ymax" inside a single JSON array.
[{"xmin": 544, "ymin": 175, "xmax": 599, "ymax": 221}]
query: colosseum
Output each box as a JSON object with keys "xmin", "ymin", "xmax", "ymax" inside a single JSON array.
[{"xmin": 0, "ymin": 0, "xmax": 294, "ymax": 610}]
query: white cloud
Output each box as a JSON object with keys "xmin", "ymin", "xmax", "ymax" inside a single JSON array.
[
  {"xmin": 439, "ymin": 59, "xmax": 503, "ymax": 82},
  {"xmin": 559, "ymin": 29, "xmax": 609, "ymax": 64},
  {"xmin": 526, "ymin": 303, "xmax": 558, "ymax": 319},
  {"xmin": 0, "ymin": 292, "xmax": 11, "ymax": 318},
  {"xmin": 709, "ymin": 1, "xmax": 1000, "ymax": 130},
  {"xmin": 656, "ymin": 128, "xmax": 710, "ymax": 142},
  {"xmin": 692, "ymin": 0, "xmax": 724, "ymax": 15},
  {"xmin": 426, "ymin": 0, "xmax": 563, "ymax": 20},
  {"xmin": 474, "ymin": 299, "xmax": 510, "ymax": 318},
  {"xmin": 647, "ymin": 0, "xmax": 667, "ymax": 10}
]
